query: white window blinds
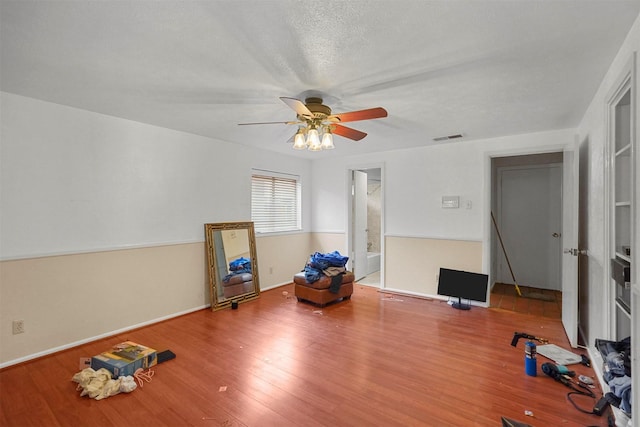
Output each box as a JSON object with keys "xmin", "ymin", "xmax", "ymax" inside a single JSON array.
[{"xmin": 251, "ymin": 171, "xmax": 301, "ymax": 233}]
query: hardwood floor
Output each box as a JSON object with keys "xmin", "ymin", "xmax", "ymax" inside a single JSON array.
[
  {"xmin": 1, "ymin": 284, "xmax": 609, "ymax": 426},
  {"xmin": 490, "ymin": 282, "xmax": 562, "ymax": 319}
]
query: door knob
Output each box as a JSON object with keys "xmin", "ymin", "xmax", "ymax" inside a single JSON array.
[{"xmin": 552, "ymin": 232, "xmax": 560, "ymax": 238}]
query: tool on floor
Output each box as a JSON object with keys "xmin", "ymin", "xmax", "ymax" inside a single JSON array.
[
  {"xmin": 578, "ymin": 374, "xmax": 594, "ymax": 385},
  {"xmin": 500, "ymin": 416, "xmax": 532, "ymax": 427},
  {"xmin": 525, "ymin": 340, "xmax": 537, "ymax": 376},
  {"xmin": 157, "ymin": 349, "xmax": 176, "ymax": 364},
  {"xmin": 542, "ymin": 362, "xmax": 601, "ymax": 415},
  {"xmin": 580, "ymin": 354, "xmax": 591, "ymax": 367},
  {"xmin": 511, "ymin": 331, "xmax": 549, "ymax": 347}
]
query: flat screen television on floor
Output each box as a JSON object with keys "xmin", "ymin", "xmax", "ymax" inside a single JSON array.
[{"xmin": 437, "ymin": 268, "xmax": 489, "ymax": 310}]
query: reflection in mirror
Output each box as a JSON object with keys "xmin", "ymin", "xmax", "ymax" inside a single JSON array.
[{"xmin": 205, "ymin": 222, "xmax": 260, "ymax": 310}]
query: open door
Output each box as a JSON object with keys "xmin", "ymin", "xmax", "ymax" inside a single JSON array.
[
  {"xmin": 561, "ymin": 141, "xmax": 580, "ymax": 347},
  {"xmin": 352, "ymin": 170, "xmax": 368, "ymax": 281}
]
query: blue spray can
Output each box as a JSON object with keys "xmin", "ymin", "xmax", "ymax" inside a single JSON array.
[{"xmin": 525, "ymin": 341, "xmax": 537, "ymax": 376}]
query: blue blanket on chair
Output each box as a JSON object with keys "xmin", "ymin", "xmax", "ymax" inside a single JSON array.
[{"xmin": 304, "ymin": 251, "xmax": 349, "ymax": 284}]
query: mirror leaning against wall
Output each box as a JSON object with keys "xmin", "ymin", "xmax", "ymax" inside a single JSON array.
[{"xmin": 204, "ymin": 222, "xmax": 260, "ymax": 310}]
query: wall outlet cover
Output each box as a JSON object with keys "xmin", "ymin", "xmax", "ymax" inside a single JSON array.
[
  {"xmin": 441, "ymin": 196, "xmax": 459, "ymax": 208},
  {"xmin": 12, "ymin": 320, "xmax": 25, "ymax": 335}
]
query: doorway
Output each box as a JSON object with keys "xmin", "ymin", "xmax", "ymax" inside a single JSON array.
[
  {"xmin": 348, "ymin": 166, "xmax": 383, "ymax": 286},
  {"xmin": 490, "ymin": 153, "xmax": 564, "ymax": 313}
]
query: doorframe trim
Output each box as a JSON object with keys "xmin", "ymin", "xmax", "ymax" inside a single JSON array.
[
  {"xmin": 483, "ymin": 145, "xmax": 569, "ymax": 290},
  {"xmin": 346, "ymin": 162, "xmax": 386, "ymax": 288}
]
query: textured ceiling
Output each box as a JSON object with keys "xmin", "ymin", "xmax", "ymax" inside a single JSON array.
[{"xmin": 1, "ymin": 1, "xmax": 639, "ymax": 159}]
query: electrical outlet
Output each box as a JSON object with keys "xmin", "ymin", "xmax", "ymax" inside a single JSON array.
[{"xmin": 12, "ymin": 320, "xmax": 25, "ymax": 335}]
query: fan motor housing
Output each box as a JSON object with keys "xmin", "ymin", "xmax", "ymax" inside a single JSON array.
[{"xmin": 305, "ymin": 97, "xmax": 332, "ymax": 117}]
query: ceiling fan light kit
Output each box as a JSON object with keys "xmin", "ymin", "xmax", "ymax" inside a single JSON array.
[
  {"xmin": 239, "ymin": 96, "xmax": 387, "ymax": 151},
  {"xmin": 292, "ymin": 125, "xmax": 335, "ymax": 150}
]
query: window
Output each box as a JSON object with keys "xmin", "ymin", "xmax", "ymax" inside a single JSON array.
[{"xmin": 251, "ymin": 170, "xmax": 301, "ymax": 233}]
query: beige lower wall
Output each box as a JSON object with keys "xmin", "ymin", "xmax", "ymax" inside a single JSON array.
[
  {"xmin": 0, "ymin": 242, "xmax": 209, "ymax": 365},
  {"xmin": 385, "ymin": 236, "xmax": 483, "ymax": 297},
  {"xmin": 255, "ymin": 233, "xmax": 313, "ymax": 287},
  {"xmin": 1, "ymin": 233, "xmax": 314, "ymax": 366},
  {"xmin": 0, "ymin": 233, "xmax": 479, "ymax": 366},
  {"xmin": 255, "ymin": 232, "xmax": 347, "ymax": 287}
]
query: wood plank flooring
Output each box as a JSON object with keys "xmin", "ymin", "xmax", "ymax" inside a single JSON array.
[
  {"xmin": 490, "ymin": 282, "xmax": 562, "ymax": 319},
  {"xmin": 0, "ymin": 284, "xmax": 610, "ymax": 426}
]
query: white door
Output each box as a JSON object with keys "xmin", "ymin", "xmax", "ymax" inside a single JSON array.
[
  {"xmin": 498, "ymin": 165, "xmax": 562, "ymax": 290},
  {"xmin": 352, "ymin": 170, "xmax": 368, "ymax": 281},
  {"xmin": 562, "ymin": 143, "xmax": 579, "ymax": 348}
]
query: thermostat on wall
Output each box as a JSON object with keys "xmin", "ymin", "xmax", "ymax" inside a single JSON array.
[{"xmin": 441, "ymin": 196, "xmax": 459, "ymax": 208}]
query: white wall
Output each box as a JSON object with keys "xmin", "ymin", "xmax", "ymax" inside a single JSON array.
[
  {"xmin": 0, "ymin": 93, "xmax": 312, "ymax": 365},
  {"xmin": 311, "ymin": 132, "xmax": 573, "ymax": 238},
  {"xmin": 310, "ymin": 129, "xmax": 574, "ymax": 297},
  {"xmin": 0, "ymin": 93, "xmax": 312, "ymax": 260}
]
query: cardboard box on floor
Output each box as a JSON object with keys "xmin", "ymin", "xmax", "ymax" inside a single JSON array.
[{"xmin": 91, "ymin": 341, "xmax": 157, "ymax": 378}]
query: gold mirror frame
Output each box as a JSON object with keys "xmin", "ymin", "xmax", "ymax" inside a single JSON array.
[{"xmin": 205, "ymin": 222, "xmax": 260, "ymax": 310}]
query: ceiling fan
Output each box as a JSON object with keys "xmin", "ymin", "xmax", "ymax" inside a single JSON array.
[{"xmin": 238, "ymin": 97, "xmax": 388, "ymax": 150}]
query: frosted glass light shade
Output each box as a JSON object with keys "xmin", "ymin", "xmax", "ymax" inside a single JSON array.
[
  {"xmin": 307, "ymin": 128, "xmax": 321, "ymax": 150},
  {"xmin": 321, "ymin": 132, "xmax": 334, "ymax": 149},
  {"xmin": 293, "ymin": 131, "xmax": 307, "ymax": 149}
]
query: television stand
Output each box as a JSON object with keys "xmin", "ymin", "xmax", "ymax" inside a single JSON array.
[{"xmin": 451, "ymin": 297, "xmax": 471, "ymax": 310}]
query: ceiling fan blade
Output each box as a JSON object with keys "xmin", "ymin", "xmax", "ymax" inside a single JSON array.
[
  {"xmin": 332, "ymin": 124, "xmax": 367, "ymax": 141},
  {"xmin": 238, "ymin": 121, "xmax": 300, "ymax": 126},
  {"xmin": 329, "ymin": 107, "xmax": 388, "ymax": 123},
  {"xmin": 280, "ymin": 97, "xmax": 314, "ymax": 118}
]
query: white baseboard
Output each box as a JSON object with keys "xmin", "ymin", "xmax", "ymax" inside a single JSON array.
[
  {"xmin": 260, "ymin": 281, "xmax": 291, "ymax": 292},
  {"xmin": 0, "ymin": 304, "xmax": 209, "ymax": 369},
  {"xmin": 378, "ymin": 287, "xmax": 489, "ymax": 308},
  {"xmin": 587, "ymin": 346, "xmax": 607, "ymax": 391}
]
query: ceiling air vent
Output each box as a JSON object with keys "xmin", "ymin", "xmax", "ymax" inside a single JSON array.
[{"xmin": 433, "ymin": 134, "xmax": 464, "ymax": 142}]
